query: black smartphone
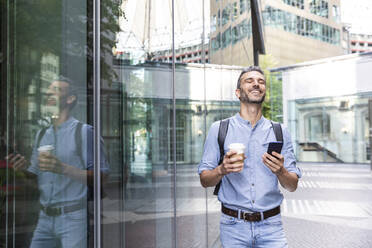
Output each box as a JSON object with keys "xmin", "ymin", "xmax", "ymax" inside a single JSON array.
[{"xmin": 267, "ymin": 142, "xmax": 283, "ymax": 156}]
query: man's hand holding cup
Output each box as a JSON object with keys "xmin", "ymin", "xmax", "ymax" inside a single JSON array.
[
  {"xmin": 219, "ymin": 143, "xmax": 246, "ymax": 175},
  {"xmin": 38, "ymin": 145, "xmax": 64, "ymax": 174}
]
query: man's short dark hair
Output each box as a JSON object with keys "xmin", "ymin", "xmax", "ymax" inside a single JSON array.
[{"xmin": 236, "ymin": 66, "xmax": 265, "ymax": 89}]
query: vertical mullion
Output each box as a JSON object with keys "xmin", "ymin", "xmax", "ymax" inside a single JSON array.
[
  {"xmin": 171, "ymin": 0, "xmax": 177, "ymax": 247},
  {"xmin": 93, "ymin": 0, "xmax": 101, "ymax": 247},
  {"xmin": 12, "ymin": 1, "xmax": 17, "ymax": 245},
  {"xmin": 5, "ymin": 1, "xmax": 11, "ymax": 247},
  {"xmin": 201, "ymin": 0, "xmax": 209, "ymax": 247},
  {"xmin": 7, "ymin": 1, "xmax": 17, "ymax": 246}
]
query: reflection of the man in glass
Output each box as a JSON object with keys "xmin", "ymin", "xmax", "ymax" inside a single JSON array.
[{"xmin": 6, "ymin": 76, "xmax": 109, "ymax": 248}]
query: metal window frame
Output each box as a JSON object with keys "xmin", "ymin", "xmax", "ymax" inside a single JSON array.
[{"xmin": 93, "ymin": 0, "xmax": 101, "ymax": 247}]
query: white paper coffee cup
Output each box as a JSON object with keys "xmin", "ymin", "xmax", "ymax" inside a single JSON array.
[
  {"xmin": 228, "ymin": 143, "xmax": 245, "ymax": 164},
  {"xmin": 37, "ymin": 145, "xmax": 54, "ymax": 154}
]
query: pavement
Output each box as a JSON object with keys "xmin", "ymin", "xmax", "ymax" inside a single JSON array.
[
  {"xmin": 6, "ymin": 162, "xmax": 371, "ymax": 247},
  {"xmin": 101, "ymin": 162, "xmax": 372, "ymax": 247},
  {"xmin": 281, "ymin": 162, "xmax": 372, "ymax": 248}
]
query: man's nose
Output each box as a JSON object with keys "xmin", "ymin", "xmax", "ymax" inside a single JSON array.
[
  {"xmin": 45, "ymin": 87, "xmax": 55, "ymax": 95},
  {"xmin": 252, "ymin": 80, "xmax": 260, "ymax": 87}
]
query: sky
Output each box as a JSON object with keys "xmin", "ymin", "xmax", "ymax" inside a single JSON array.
[{"xmin": 341, "ymin": 0, "xmax": 372, "ymax": 34}]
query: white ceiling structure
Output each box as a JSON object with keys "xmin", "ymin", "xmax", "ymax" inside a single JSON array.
[{"xmin": 116, "ymin": 0, "xmax": 210, "ymax": 57}]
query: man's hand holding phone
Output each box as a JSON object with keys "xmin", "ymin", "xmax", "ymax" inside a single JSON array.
[
  {"xmin": 5, "ymin": 153, "xmax": 28, "ymax": 171},
  {"xmin": 262, "ymin": 142, "xmax": 285, "ymax": 176}
]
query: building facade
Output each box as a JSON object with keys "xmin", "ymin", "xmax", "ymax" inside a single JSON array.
[
  {"xmin": 210, "ymin": 0, "xmax": 344, "ymax": 66},
  {"xmin": 273, "ymin": 52, "xmax": 372, "ymax": 163},
  {"xmin": 350, "ymin": 33, "xmax": 372, "ymax": 54},
  {"xmin": 151, "ymin": 43, "xmax": 210, "ymax": 64}
]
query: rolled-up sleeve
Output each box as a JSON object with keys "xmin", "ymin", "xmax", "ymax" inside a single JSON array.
[
  {"xmin": 198, "ymin": 121, "xmax": 221, "ymax": 175},
  {"xmin": 282, "ymin": 125, "xmax": 302, "ymax": 178}
]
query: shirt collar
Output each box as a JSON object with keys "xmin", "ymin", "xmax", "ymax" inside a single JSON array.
[
  {"xmin": 235, "ymin": 112, "xmax": 265, "ymax": 128},
  {"xmin": 54, "ymin": 116, "xmax": 76, "ymax": 130}
]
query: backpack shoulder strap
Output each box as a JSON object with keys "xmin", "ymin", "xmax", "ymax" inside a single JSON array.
[
  {"xmin": 75, "ymin": 122, "xmax": 84, "ymax": 166},
  {"xmin": 218, "ymin": 118, "xmax": 230, "ymax": 163},
  {"xmin": 213, "ymin": 118, "xmax": 230, "ymax": 196},
  {"xmin": 36, "ymin": 126, "xmax": 49, "ymax": 148},
  {"xmin": 271, "ymin": 121, "xmax": 283, "ymax": 142}
]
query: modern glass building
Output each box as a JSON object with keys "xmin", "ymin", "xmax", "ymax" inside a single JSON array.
[
  {"xmin": 209, "ymin": 0, "xmax": 344, "ymax": 66},
  {"xmin": 273, "ymin": 52, "xmax": 372, "ymax": 164},
  {"xmin": 0, "ymin": 1, "xmax": 245, "ymax": 247},
  {"xmin": 2, "ymin": 0, "xmax": 369, "ymax": 247}
]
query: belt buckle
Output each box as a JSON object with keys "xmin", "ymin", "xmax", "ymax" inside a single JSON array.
[
  {"xmin": 243, "ymin": 212, "xmax": 261, "ymax": 222},
  {"xmin": 45, "ymin": 206, "xmax": 61, "ymax": 217}
]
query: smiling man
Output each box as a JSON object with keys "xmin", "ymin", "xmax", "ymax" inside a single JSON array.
[
  {"xmin": 198, "ymin": 66, "xmax": 302, "ymax": 247},
  {"xmin": 7, "ymin": 76, "xmax": 109, "ymax": 248}
]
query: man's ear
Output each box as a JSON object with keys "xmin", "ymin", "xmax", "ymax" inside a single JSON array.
[
  {"xmin": 235, "ymin": 88, "xmax": 241, "ymax": 99},
  {"xmin": 67, "ymin": 95, "xmax": 76, "ymax": 105}
]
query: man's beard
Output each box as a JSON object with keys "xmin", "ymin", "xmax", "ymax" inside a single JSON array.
[{"xmin": 239, "ymin": 88, "xmax": 266, "ymax": 104}]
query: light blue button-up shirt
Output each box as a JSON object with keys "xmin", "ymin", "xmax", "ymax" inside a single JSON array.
[
  {"xmin": 198, "ymin": 113, "xmax": 301, "ymax": 212},
  {"xmin": 28, "ymin": 117, "xmax": 109, "ymax": 207}
]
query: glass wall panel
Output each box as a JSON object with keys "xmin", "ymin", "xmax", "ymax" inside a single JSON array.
[
  {"xmin": 222, "ymin": 5, "xmax": 230, "ymax": 26},
  {"xmin": 309, "ymin": 0, "xmax": 329, "ymax": 18},
  {"xmin": 4, "ymin": 0, "xmax": 362, "ymax": 247},
  {"xmin": 101, "ymin": 0, "xmax": 174, "ymax": 247},
  {"xmin": 282, "ymin": 0, "xmax": 304, "ymax": 9},
  {"xmin": 1, "ymin": 0, "xmax": 94, "ymax": 247},
  {"xmin": 203, "ymin": 66, "xmax": 241, "ymax": 247},
  {"xmin": 174, "ymin": 66, "xmax": 208, "ymax": 247},
  {"xmin": 206, "ymin": 0, "xmax": 245, "ymax": 245},
  {"xmin": 290, "ymin": 95, "xmax": 372, "ymax": 164},
  {"xmin": 173, "ymin": 1, "xmax": 208, "ymax": 247},
  {"xmin": 240, "ymin": 0, "xmax": 247, "ymax": 15},
  {"xmin": 262, "ymin": 6, "xmax": 340, "ymax": 45}
]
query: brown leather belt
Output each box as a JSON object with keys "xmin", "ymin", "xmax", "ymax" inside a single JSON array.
[
  {"xmin": 222, "ymin": 205, "xmax": 280, "ymax": 222},
  {"xmin": 40, "ymin": 203, "xmax": 84, "ymax": 217}
]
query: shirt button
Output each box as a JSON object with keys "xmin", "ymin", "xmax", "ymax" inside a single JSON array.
[
  {"xmin": 252, "ymin": 183, "xmax": 254, "ymax": 187},
  {"xmin": 252, "ymin": 200, "xmax": 255, "ymax": 203}
]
